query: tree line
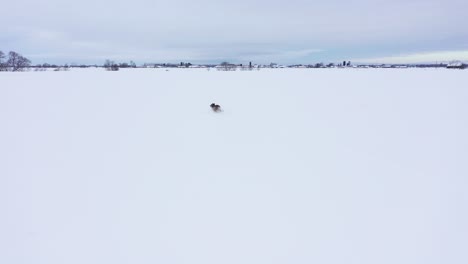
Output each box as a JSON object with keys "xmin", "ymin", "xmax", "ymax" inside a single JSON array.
[
  {"xmin": 104, "ymin": 60, "xmax": 137, "ymax": 71},
  {"xmin": 0, "ymin": 51, "xmax": 31, "ymax": 71}
]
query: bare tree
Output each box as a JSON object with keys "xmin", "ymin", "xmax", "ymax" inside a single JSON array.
[
  {"xmin": 0, "ymin": 51, "xmax": 6, "ymax": 71},
  {"xmin": 218, "ymin": 61, "xmax": 236, "ymax": 71},
  {"xmin": 104, "ymin": 59, "xmax": 119, "ymax": 71},
  {"xmin": 7, "ymin": 51, "xmax": 20, "ymax": 71},
  {"xmin": 7, "ymin": 51, "xmax": 31, "ymax": 71}
]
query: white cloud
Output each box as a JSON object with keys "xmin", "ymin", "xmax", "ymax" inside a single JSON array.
[{"xmin": 353, "ymin": 50, "xmax": 468, "ymax": 64}]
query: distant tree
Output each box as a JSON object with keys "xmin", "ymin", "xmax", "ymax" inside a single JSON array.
[
  {"xmin": 219, "ymin": 61, "xmax": 236, "ymax": 71},
  {"xmin": 347, "ymin": 61, "xmax": 351, "ymax": 66},
  {"xmin": 0, "ymin": 51, "xmax": 6, "ymax": 71},
  {"xmin": 104, "ymin": 59, "xmax": 119, "ymax": 71},
  {"xmin": 220, "ymin": 61, "xmax": 228, "ymax": 70},
  {"xmin": 315, "ymin": 63, "xmax": 324, "ymax": 68},
  {"xmin": 343, "ymin": 61, "xmax": 346, "ymax": 66},
  {"xmin": 7, "ymin": 51, "xmax": 31, "ymax": 71},
  {"xmin": 104, "ymin": 59, "xmax": 112, "ymax": 69}
]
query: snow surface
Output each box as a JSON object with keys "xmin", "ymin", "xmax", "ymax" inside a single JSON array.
[{"xmin": 1, "ymin": 68, "xmax": 468, "ymax": 264}]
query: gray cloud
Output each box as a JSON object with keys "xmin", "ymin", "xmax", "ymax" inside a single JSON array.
[{"xmin": 1, "ymin": 0, "xmax": 467, "ymax": 64}]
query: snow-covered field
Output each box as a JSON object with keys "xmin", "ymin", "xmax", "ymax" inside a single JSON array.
[{"xmin": 1, "ymin": 68, "xmax": 467, "ymax": 264}]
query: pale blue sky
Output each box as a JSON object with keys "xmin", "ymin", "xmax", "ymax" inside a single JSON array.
[{"xmin": 1, "ymin": 0, "xmax": 468, "ymax": 64}]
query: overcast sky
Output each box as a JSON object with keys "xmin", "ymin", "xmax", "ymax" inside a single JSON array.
[{"xmin": 2, "ymin": 0, "xmax": 468, "ymax": 64}]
